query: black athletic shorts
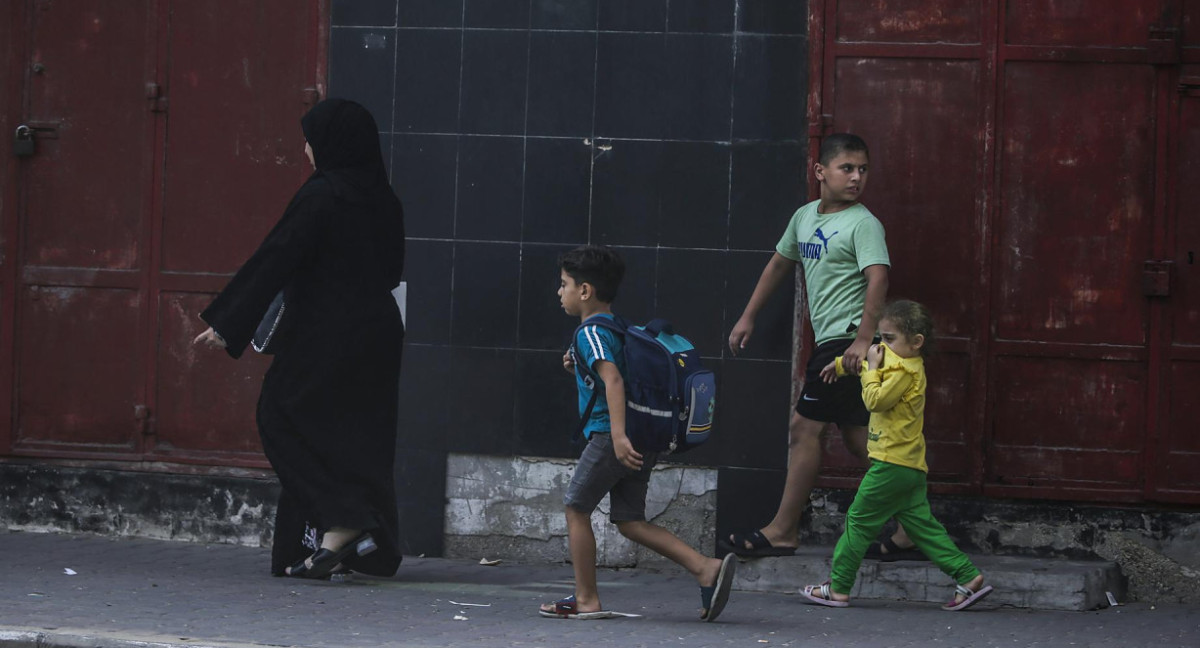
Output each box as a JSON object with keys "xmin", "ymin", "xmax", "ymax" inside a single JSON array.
[{"xmin": 793, "ymin": 338, "xmax": 871, "ymax": 427}]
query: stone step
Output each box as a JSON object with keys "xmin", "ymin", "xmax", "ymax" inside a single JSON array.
[{"xmin": 732, "ymin": 547, "xmax": 1124, "ymax": 611}]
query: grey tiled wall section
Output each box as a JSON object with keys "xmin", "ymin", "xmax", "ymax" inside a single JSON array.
[{"xmin": 330, "ymin": 0, "xmax": 807, "ymax": 553}]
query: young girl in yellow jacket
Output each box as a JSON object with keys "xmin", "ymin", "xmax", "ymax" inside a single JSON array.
[{"xmin": 801, "ymin": 300, "xmax": 993, "ymax": 611}]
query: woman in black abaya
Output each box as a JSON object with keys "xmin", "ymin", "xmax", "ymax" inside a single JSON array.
[{"xmin": 194, "ymin": 99, "xmax": 405, "ymax": 579}]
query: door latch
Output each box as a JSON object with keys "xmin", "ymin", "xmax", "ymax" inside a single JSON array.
[
  {"xmin": 1143, "ymin": 260, "xmax": 1173, "ymax": 297},
  {"xmin": 13, "ymin": 124, "xmax": 34, "ymax": 157}
]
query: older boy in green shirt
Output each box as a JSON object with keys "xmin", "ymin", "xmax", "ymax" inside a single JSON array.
[{"xmin": 724, "ymin": 134, "xmax": 916, "ymax": 559}]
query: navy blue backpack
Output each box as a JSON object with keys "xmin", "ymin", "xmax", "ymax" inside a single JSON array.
[{"xmin": 572, "ymin": 317, "xmax": 716, "ymax": 454}]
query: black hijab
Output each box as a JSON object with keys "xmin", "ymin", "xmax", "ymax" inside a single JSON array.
[{"xmin": 300, "ymin": 98, "xmax": 390, "ymax": 202}]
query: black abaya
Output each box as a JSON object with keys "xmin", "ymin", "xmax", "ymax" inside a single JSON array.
[{"xmin": 202, "ymin": 99, "xmax": 405, "ymax": 577}]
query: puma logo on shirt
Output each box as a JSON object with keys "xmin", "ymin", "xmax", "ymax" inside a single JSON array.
[{"xmin": 800, "ymin": 228, "xmax": 840, "ymax": 260}]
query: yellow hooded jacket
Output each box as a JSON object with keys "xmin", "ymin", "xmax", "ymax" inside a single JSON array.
[{"xmin": 835, "ymin": 346, "xmax": 927, "ymax": 473}]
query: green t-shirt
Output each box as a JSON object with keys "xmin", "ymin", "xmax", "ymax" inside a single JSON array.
[{"xmin": 776, "ymin": 200, "xmax": 890, "ymax": 345}]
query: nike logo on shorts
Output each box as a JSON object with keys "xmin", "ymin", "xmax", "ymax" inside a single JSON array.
[{"xmin": 802, "ymin": 394, "xmax": 819, "ymax": 401}]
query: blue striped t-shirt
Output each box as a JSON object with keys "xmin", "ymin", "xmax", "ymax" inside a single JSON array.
[{"xmin": 572, "ymin": 314, "xmax": 626, "ymax": 439}]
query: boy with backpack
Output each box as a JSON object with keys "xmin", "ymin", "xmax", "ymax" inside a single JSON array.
[{"xmin": 539, "ymin": 245, "xmax": 736, "ymax": 622}]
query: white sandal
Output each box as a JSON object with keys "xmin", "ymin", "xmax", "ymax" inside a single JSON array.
[
  {"xmin": 942, "ymin": 583, "xmax": 994, "ymax": 611},
  {"xmin": 801, "ymin": 582, "xmax": 850, "ymax": 608}
]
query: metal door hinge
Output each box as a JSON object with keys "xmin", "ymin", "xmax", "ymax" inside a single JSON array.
[{"xmin": 146, "ymin": 82, "xmax": 168, "ymax": 113}]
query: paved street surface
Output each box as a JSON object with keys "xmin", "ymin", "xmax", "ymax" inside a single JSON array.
[{"xmin": 1, "ymin": 531, "xmax": 1195, "ymax": 648}]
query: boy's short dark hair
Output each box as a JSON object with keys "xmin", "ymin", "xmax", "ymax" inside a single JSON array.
[
  {"xmin": 819, "ymin": 133, "xmax": 870, "ymax": 166},
  {"xmin": 559, "ymin": 245, "xmax": 625, "ymax": 304}
]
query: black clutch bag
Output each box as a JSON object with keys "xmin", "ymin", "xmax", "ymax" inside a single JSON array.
[{"xmin": 252, "ymin": 290, "xmax": 288, "ymax": 354}]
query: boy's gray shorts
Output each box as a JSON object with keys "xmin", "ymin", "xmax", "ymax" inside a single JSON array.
[{"xmin": 564, "ymin": 432, "xmax": 658, "ymax": 522}]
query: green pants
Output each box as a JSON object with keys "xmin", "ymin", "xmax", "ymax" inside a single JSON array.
[{"xmin": 831, "ymin": 460, "xmax": 979, "ymax": 595}]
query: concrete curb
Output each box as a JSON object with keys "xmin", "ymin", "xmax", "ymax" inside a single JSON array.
[
  {"xmin": 0, "ymin": 628, "xmax": 276, "ymax": 648},
  {"xmin": 733, "ymin": 548, "xmax": 1126, "ymax": 611}
]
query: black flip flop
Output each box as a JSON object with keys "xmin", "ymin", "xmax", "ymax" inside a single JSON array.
[
  {"xmin": 700, "ymin": 553, "xmax": 737, "ymax": 622},
  {"xmin": 718, "ymin": 529, "xmax": 796, "ymax": 557}
]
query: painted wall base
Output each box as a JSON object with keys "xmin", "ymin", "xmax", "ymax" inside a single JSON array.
[
  {"xmin": 443, "ymin": 453, "xmax": 717, "ymax": 568},
  {"xmin": 1, "ymin": 462, "xmax": 277, "ymax": 547}
]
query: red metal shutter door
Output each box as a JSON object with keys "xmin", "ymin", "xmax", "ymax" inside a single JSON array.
[{"xmin": 13, "ymin": 1, "xmax": 157, "ymax": 458}]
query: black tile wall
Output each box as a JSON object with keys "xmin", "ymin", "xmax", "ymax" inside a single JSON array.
[
  {"xmin": 711, "ymin": 358, "xmax": 794, "ymax": 469},
  {"xmin": 514, "ymin": 349, "xmax": 581, "ymax": 458},
  {"xmin": 599, "ymin": 0, "xmax": 667, "ymax": 32},
  {"xmin": 739, "ymin": 0, "xmax": 808, "ymax": 35},
  {"xmin": 392, "ymin": 134, "xmax": 458, "ymax": 239},
  {"xmin": 329, "ymin": 29, "xmax": 397, "ymax": 133},
  {"xmin": 663, "ymin": 35, "xmax": 734, "ymax": 141},
  {"xmin": 397, "ymin": 344, "xmax": 451, "ymax": 449},
  {"xmin": 657, "ymin": 141, "xmax": 730, "ymax": 249},
  {"xmin": 531, "ymin": 0, "xmax": 598, "ymax": 30},
  {"xmin": 332, "ymin": 0, "xmax": 396, "ymax": 26},
  {"xmin": 595, "ymin": 34, "xmax": 667, "ymax": 138},
  {"xmin": 460, "ymin": 30, "xmax": 530, "ymax": 135},
  {"xmin": 732, "ymin": 35, "xmax": 807, "ymax": 141},
  {"xmin": 456, "ymin": 136, "xmax": 524, "ymax": 241},
  {"xmin": 401, "ymin": 239, "xmax": 453, "ymax": 345},
  {"xmin": 350, "ymin": 1, "xmax": 808, "ymax": 554},
  {"xmin": 394, "ymin": 29, "xmax": 462, "ymax": 133},
  {"xmin": 527, "ymin": 31, "xmax": 596, "ymax": 138},
  {"xmin": 394, "ymin": 446, "xmax": 447, "ymax": 556},
  {"xmin": 465, "ymin": 0, "xmax": 531, "ymax": 29},
  {"xmin": 591, "ymin": 140, "xmax": 662, "ymax": 246},
  {"xmin": 611, "ymin": 246, "xmax": 658, "ymax": 324},
  {"xmin": 379, "ymin": 134, "xmax": 394, "ymax": 180},
  {"xmin": 516, "ymin": 243, "xmax": 578, "ymax": 350},
  {"xmin": 398, "ymin": 0, "xmax": 462, "ymax": 27},
  {"xmin": 729, "ymin": 142, "xmax": 807, "ymax": 251},
  {"xmin": 668, "ymin": 0, "xmax": 735, "ymax": 33},
  {"xmin": 522, "ymin": 138, "xmax": 591, "ymax": 244},
  {"xmin": 451, "ymin": 242, "xmax": 520, "ymax": 346},
  {"xmin": 725, "ymin": 250, "xmax": 798, "ymax": 361},
  {"xmin": 447, "ymin": 347, "xmax": 518, "ymax": 455},
  {"xmin": 656, "ymin": 249, "xmax": 728, "ymax": 355}
]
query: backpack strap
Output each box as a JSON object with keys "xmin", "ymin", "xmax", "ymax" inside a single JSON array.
[
  {"xmin": 571, "ymin": 315, "xmax": 628, "ymax": 441},
  {"xmin": 643, "ymin": 318, "xmax": 673, "ymax": 337}
]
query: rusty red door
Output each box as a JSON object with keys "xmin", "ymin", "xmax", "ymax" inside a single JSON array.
[
  {"xmin": 1155, "ymin": 11, "xmax": 1200, "ymax": 503},
  {"xmin": 809, "ymin": 0, "xmax": 1199, "ymax": 504},
  {"xmin": 9, "ymin": 1, "xmax": 159, "ymax": 460},
  {"xmin": 147, "ymin": 1, "xmax": 324, "ymax": 468},
  {"xmin": 4, "ymin": 1, "xmax": 324, "ymax": 468}
]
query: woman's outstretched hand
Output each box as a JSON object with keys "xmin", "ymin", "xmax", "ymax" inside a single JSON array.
[{"xmin": 193, "ymin": 327, "xmax": 227, "ymax": 349}]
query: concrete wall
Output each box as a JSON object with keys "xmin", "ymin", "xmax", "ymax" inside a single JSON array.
[{"xmin": 442, "ymin": 453, "xmax": 717, "ymax": 568}]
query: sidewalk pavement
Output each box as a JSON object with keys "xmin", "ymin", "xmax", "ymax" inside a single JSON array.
[{"xmin": 1, "ymin": 531, "xmax": 1195, "ymax": 648}]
